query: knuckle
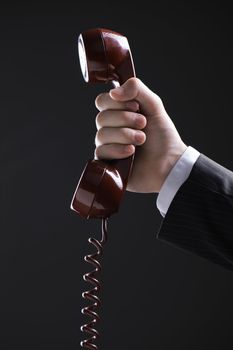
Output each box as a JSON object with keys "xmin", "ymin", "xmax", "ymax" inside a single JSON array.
[
  {"xmin": 128, "ymin": 77, "xmax": 141, "ymax": 92},
  {"xmin": 95, "ymin": 130, "xmax": 101, "ymax": 145},
  {"xmin": 123, "ymin": 77, "xmax": 143, "ymax": 100},
  {"xmin": 152, "ymin": 91, "xmax": 162, "ymax": 105},
  {"xmin": 95, "ymin": 127, "xmax": 106, "ymax": 144},
  {"xmin": 155, "ymin": 94, "xmax": 162, "ymax": 104},
  {"xmin": 94, "ymin": 132, "xmax": 99, "ymax": 146},
  {"xmin": 94, "ymin": 145, "xmax": 102, "ymax": 158},
  {"xmin": 95, "ymin": 111, "xmax": 104, "ymax": 129},
  {"xmin": 95, "ymin": 93, "xmax": 107, "ymax": 110}
]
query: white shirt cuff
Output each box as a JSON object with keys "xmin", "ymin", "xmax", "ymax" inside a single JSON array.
[{"xmin": 156, "ymin": 146, "xmax": 200, "ymax": 217}]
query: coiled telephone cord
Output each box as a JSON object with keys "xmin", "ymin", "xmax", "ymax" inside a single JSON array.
[{"xmin": 80, "ymin": 218, "xmax": 108, "ymax": 350}]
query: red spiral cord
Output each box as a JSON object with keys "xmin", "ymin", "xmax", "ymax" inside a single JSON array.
[{"xmin": 80, "ymin": 218, "xmax": 108, "ymax": 350}]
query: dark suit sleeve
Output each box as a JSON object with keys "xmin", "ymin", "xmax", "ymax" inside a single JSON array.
[{"xmin": 156, "ymin": 154, "xmax": 233, "ymax": 271}]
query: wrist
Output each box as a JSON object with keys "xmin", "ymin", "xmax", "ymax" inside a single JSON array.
[
  {"xmin": 156, "ymin": 146, "xmax": 201, "ymax": 216},
  {"xmin": 156, "ymin": 142, "xmax": 188, "ymax": 192}
]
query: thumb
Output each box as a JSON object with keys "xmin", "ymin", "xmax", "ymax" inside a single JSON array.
[{"xmin": 109, "ymin": 77, "xmax": 166, "ymax": 117}]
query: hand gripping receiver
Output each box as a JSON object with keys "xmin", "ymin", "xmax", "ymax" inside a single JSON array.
[{"xmin": 70, "ymin": 28, "xmax": 136, "ymax": 219}]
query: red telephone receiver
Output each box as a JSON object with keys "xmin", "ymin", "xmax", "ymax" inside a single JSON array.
[{"xmin": 70, "ymin": 28, "xmax": 136, "ymax": 219}]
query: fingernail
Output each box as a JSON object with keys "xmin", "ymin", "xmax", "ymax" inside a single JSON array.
[
  {"xmin": 135, "ymin": 114, "xmax": 145, "ymax": 128},
  {"xmin": 124, "ymin": 145, "xmax": 135, "ymax": 154},
  {"xmin": 135, "ymin": 131, "xmax": 145, "ymax": 144},
  {"xmin": 110, "ymin": 86, "xmax": 124, "ymax": 96}
]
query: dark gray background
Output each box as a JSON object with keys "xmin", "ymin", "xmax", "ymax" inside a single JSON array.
[{"xmin": 1, "ymin": 0, "xmax": 233, "ymax": 349}]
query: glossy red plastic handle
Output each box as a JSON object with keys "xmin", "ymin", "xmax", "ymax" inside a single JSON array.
[{"xmin": 70, "ymin": 28, "xmax": 136, "ymax": 219}]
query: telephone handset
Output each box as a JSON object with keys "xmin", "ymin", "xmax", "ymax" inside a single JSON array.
[
  {"xmin": 70, "ymin": 28, "xmax": 137, "ymax": 349},
  {"xmin": 70, "ymin": 27, "xmax": 136, "ymax": 219}
]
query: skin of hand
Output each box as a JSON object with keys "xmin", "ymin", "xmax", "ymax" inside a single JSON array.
[{"xmin": 94, "ymin": 77, "xmax": 187, "ymax": 193}]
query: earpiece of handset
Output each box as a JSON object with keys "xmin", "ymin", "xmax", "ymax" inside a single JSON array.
[{"xmin": 70, "ymin": 28, "xmax": 136, "ymax": 219}]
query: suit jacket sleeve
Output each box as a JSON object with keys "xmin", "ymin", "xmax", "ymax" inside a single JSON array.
[{"xmin": 156, "ymin": 153, "xmax": 233, "ymax": 271}]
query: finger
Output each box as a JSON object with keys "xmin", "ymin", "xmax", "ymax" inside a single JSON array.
[
  {"xmin": 95, "ymin": 92, "xmax": 139, "ymax": 112},
  {"xmin": 95, "ymin": 144, "xmax": 135, "ymax": 160},
  {"xmin": 109, "ymin": 77, "xmax": 165, "ymax": 117},
  {"xmin": 95, "ymin": 127, "xmax": 146, "ymax": 147},
  {"xmin": 95, "ymin": 110, "xmax": 147, "ymax": 130}
]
